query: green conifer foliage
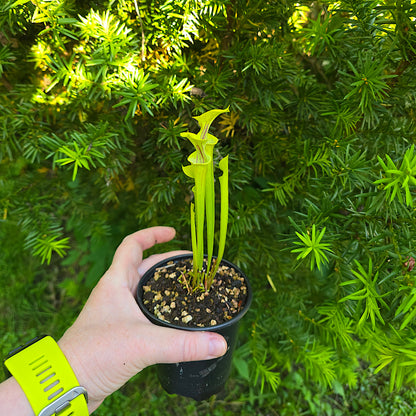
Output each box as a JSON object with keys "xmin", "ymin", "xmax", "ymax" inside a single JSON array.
[{"xmin": 2, "ymin": 0, "xmax": 416, "ymax": 411}]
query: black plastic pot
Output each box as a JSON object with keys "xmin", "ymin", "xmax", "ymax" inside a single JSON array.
[{"xmin": 136, "ymin": 254, "xmax": 252, "ymax": 401}]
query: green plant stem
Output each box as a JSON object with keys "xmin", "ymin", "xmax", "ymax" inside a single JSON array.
[{"xmin": 209, "ymin": 155, "xmax": 229, "ymax": 287}]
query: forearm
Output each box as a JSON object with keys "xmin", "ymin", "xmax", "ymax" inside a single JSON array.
[{"xmin": 0, "ymin": 377, "xmax": 34, "ymax": 416}]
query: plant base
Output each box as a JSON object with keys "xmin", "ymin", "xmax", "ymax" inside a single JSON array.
[{"xmin": 136, "ymin": 254, "xmax": 252, "ymax": 401}]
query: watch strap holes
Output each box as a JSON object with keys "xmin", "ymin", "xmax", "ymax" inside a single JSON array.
[
  {"xmin": 40, "ymin": 372, "xmax": 56, "ymax": 384},
  {"xmin": 31, "ymin": 358, "xmax": 49, "ymax": 372},
  {"xmin": 47, "ymin": 387, "xmax": 64, "ymax": 401},
  {"xmin": 43, "ymin": 378, "xmax": 60, "ymax": 392},
  {"xmin": 36, "ymin": 366, "xmax": 52, "ymax": 377},
  {"xmin": 29, "ymin": 354, "xmax": 46, "ymax": 366}
]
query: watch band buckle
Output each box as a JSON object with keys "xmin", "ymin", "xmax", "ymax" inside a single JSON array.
[{"xmin": 38, "ymin": 386, "xmax": 88, "ymax": 416}]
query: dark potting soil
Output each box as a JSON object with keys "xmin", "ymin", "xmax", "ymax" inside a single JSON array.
[{"xmin": 141, "ymin": 258, "xmax": 249, "ymax": 328}]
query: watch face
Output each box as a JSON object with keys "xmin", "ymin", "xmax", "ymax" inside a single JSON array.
[{"xmin": 4, "ymin": 335, "xmax": 47, "ymax": 360}]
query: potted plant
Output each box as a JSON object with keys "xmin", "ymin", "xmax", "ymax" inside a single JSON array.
[{"xmin": 136, "ymin": 108, "xmax": 253, "ymax": 400}]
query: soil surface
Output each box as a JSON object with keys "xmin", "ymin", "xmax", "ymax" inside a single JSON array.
[{"xmin": 141, "ymin": 258, "xmax": 249, "ymax": 328}]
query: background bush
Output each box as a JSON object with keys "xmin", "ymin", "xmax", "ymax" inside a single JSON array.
[{"xmin": 2, "ymin": 0, "xmax": 416, "ymax": 414}]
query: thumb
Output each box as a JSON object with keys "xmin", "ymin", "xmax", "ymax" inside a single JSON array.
[{"xmin": 140, "ymin": 325, "xmax": 228, "ymax": 366}]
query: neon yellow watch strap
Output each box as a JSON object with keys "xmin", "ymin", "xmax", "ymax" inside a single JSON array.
[{"xmin": 4, "ymin": 336, "xmax": 88, "ymax": 416}]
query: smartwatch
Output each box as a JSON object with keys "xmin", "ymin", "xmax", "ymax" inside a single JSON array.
[{"xmin": 4, "ymin": 335, "xmax": 88, "ymax": 416}]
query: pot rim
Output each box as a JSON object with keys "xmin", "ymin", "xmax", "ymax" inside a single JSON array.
[{"xmin": 136, "ymin": 253, "xmax": 253, "ymax": 331}]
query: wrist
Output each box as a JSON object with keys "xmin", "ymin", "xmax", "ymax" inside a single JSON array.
[
  {"xmin": 58, "ymin": 335, "xmax": 101, "ymax": 413},
  {"xmin": 3, "ymin": 335, "xmax": 90, "ymax": 416}
]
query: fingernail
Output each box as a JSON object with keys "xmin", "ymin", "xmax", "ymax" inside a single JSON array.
[{"xmin": 208, "ymin": 334, "xmax": 227, "ymax": 358}]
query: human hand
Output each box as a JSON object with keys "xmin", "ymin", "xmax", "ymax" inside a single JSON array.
[{"xmin": 58, "ymin": 227, "xmax": 227, "ymax": 413}]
